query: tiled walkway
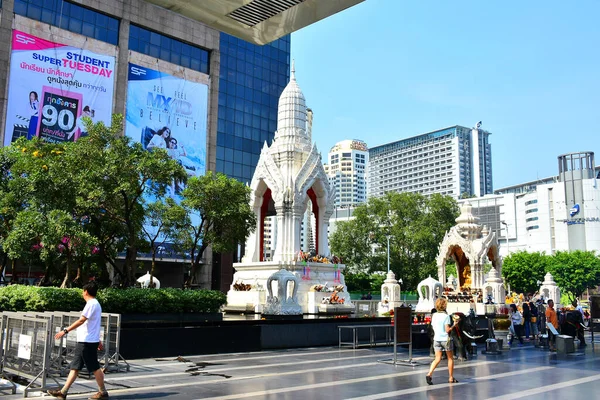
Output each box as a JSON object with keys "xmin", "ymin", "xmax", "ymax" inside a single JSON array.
[{"xmin": 2, "ymin": 336, "xmax": 599, "ymax": 399}]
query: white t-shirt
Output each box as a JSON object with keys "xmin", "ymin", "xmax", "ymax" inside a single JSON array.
[
  {"xmin": 431, "ymin": 312, "xmax": 451, "ymax": 341},
  {"xmin": 77, "ymin": 298, "xmax": 102, "ymax": 343}
]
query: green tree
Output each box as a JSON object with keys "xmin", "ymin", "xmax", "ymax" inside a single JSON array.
[
  {"xmin": 4, "ymin": 209, "xmax": 95, "ymax": 288},
  {"xmin": 502, "ymin": 251, "xmax": 549, "ymax": 294},
  {"xmin": 0, "ymin": 146, "xmax": 25, "ymax": 282},
  {"xmin": 141, "ymin": 198, "xmax": 188, "ymax": 287},
  {"xmin": 180, "ymin": 172, "xmax": 256, "ymax": 286},
  {"xmin": 67, "ymin": 115, "xmax": 187, "ymax": 286},
  {"xmin": 331, "ymin": 192, "xmax": 459, "ymax": 290},
  {"xmin": 4, "ymin": 137, "xmax": 90, "ymax": 286},
  {"xmin": 547, "ymin": 250, "xmax": 600, "ymax": 303}
]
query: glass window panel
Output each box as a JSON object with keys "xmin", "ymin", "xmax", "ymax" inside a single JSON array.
[
  {"xmin": 96, "ymin": 13, "xmax": 108, "ymax": 27},
  {"xmin": 138, "ymin": 26, "xmax": 150, "ymax": 41},
  {"xmin": 243, "ymin": 126, "xmax": 252, "ymax": 140},
  {"xmin": 234, "ymin": 123, "xmax": 243, "ymax": 137},
  {"xmin": 224, "ymin": 134, "xmax": 234, "ymax": 148},
  {"xmin": 40, "ymin": 9, "xmax": 54, "ymax": 24},
  {"xmin": 149, "ymin": 44, "xmax": 160, "ymax": 58},
  {"xmin": 216, "ymin": 146, "xmax": 225, "ymax": 160},
  {"xmin": 28, "ymin": 4, "xmax": 42, "ymax": 20},
  {"xmin": 150, "ymin": 31, "xmax": 161, "ymax": 45},
  {"xmin": 14, "ymin": 1, "xmax": 27, "ymax": 15},
  {"xmin": 160, "ymin": 48, "xmax": 170, "ymax": 61},
  {"xmin": 83, "ymin": 8, "xmax": 96, "ymax": 24},
  {"xmin": 224, "ymin": 162, "xmax": 233, "ymax": 176},
  {"xmin": 69, "ymin": 18, "xmax": 82, "ymax": 33},
  {"xmin": 107, "ymin": 30, "xmax": 118, "ymax": 45},
  {"xmin": 234, "ymin": 163, "xmax": 242, "ymax": 177},
  {"xmin": 180, "ymin": 55, "xmax": 190, "ymax": 68},
  {"xmin": 216, "ymin": 160, "xmax": 224, "ymax": 173},
  {"xmin": 171, "ymin": 39, "xmax": 181, "ymax": 53},
  {"xmin": 235, "ymin": 110, "xmax": 244, "ymax": 124},
  {"xmin": 70, "ymin": 4, "xmax": 83, "ymax": 19},
  {"xmin": 234, "ymin": 136, "xmax": 243, "ymax": 151},
  {"xmin": 95, "ymin": 27, "xmax": 108, "ymax": 43},
  {"xmin": 224, "ymin": 148, "xmax": 234, "ymax": 162},
  {"xmin": 82, "ymin": 22, "xmax": 95, "ymax": 37},
  {"xmin": 225, "ymin": 121, "xmax": 234, "ymax": 135},
  {"xmin": 216, "ymin": 132, "xmax": 226, "ymax": 147}
]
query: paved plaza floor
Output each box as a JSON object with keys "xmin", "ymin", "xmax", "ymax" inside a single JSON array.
[{"xmin": 2, "ymin": 334, "xmax": 599, "ymax": 399}]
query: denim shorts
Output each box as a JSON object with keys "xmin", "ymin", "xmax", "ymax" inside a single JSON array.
[{"xmin": 433, "ymin": 338, "xmax": 453, "ymax": 352}]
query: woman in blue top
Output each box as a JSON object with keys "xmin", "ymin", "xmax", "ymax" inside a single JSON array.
[{"xmin": 426, "ymin": 298, "xmax": 459, "ymax": 385}]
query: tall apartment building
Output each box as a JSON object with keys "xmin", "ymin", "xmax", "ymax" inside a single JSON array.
[
  {"xmin": 0, "ymin": 0, "xmax": 360, "ymax": 290},
  {"xmin": 324, "ymin": 139, "xmax": 369, "ymax": 207},
  {"xmin": 368, "ymin": 125, "xmax": 493, "ymax": 199}
]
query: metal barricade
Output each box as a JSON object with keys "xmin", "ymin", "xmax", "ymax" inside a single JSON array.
[
  {"xmin": 0, "ymin": 310, "xmax": 128, "ymax": 396},
  {"xmin": 0, "ymin": 313, "xmax": 17, "ymax": 394},
  {"xmin": 1, "ymin": 313, "xmax": 60, "ymax": 397},
  {"xmin": 103, "ymin": 314, "xmax": 129, "ymax": 373}
]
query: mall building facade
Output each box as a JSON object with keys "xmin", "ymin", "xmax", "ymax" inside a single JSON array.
[
  {"xmin": 462, "ymin": 152, "xmax": 600, "ymax": 258},
  {"xmin": 0, "ymin": 0, "xmax": 291, "ymax": 290}
]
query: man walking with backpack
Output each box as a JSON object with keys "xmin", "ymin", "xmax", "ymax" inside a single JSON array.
[{"xmin": 47, "ymin": 282, "xmax": 109, "ymax": 399}]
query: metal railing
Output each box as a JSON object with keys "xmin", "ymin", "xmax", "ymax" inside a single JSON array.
[{"xmin": 0, "ymin": 311, "xmax": 128, "ymax": 397}]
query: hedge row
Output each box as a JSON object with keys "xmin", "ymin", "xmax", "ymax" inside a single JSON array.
[{"xmin": 0, "ymin": 285, "xmax": 227, "ymax": 314}]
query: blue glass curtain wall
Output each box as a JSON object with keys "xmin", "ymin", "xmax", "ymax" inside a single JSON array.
[
  {"xmin": 129, "ymin": 25, "xmax": 210, "ymax": 74},
  {"xmin": 216, "ymin": 33, "xmax": 290, "ymax": 182},
  {"xmin": 14, "ymin": 0, "xmax": 119, "ymax": 45}
]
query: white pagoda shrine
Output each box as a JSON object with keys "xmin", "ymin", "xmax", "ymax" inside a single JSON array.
[{"xmin": 226, "ymin": 63, "xmax": 353, "ymax": 314}]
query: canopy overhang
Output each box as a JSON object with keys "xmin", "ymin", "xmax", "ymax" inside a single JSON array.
[{"xmin": 142, "ymin": 0, "xmax": 364, "ymax": 45}]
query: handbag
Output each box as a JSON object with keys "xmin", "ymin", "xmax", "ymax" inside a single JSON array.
[{"xmin": 531, "ymin": 316, "xmax": 537, "ymax": 323}]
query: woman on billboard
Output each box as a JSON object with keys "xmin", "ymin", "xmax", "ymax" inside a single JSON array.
[{"xmin": 27, "ymin": 91, "xmax": 39, "ymax": 140}]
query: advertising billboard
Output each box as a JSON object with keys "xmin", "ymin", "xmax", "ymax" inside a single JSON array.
[
  {"xmin": 125, "ymin": 63, "xmax": 208, "ymax": 197},
  {"xmin": 125, "ymin": 63, "xmax": 208, "ymax": 258},
  {"xmin": 4, "ymin": 30, "xmax": 116, "ymax": 145}
]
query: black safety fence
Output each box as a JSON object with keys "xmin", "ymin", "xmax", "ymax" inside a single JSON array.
[{"xmin": 0, "ymin": 311, "xmax": 128, "ymax": 397}]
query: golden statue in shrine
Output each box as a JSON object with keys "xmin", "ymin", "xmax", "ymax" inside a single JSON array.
[{"xmin": 462, "ymin": 265, "xmax": 472, "ymax": 288}]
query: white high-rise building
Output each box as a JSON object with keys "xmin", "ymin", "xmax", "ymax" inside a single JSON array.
[
  {"xmin": 324, "ymin": 140, "xmax": 369, "ymax": 207},
  {"xmin": 368, "ymin": 124, "xmax": 493, "ymax": 199}
]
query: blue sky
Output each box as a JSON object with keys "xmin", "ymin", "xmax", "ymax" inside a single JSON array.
[{"xmin": 291, "ymin": 0, "xmax": 600, "ymax": 189}]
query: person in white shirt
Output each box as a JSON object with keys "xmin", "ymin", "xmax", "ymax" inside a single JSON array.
[
  {"xmin": 426, "ymin": 298, "xmax": 459, "ymax": 385},
  {"xmin": 48, "ymin": 282, "xmax": 109, "ymax": 400}
]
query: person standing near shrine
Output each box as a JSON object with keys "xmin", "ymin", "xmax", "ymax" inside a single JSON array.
[
  {"xmin": 545, "ymin": 299, "xmax": 559, "ymax": 351},
  {"xmin": 426, "ymin": 298, "xmax": 459, "ymax": 385}
]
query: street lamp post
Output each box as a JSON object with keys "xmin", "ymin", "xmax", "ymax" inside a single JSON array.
[{"xmin": 386, "ymin": 234, "xmax": 392, "ymax": 274}]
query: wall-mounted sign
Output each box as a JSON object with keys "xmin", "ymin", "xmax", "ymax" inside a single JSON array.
[
  {"xmin": 570, "ymin": 203, "xmax": 580, "ymax": 217},
  {"xmin": 558, "ymin": 217, "xmax": 600, "ymax": 225}
]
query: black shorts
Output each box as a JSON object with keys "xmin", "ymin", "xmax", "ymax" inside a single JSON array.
[{"xmin": 70, "ymin": 342, "xmax": 101, "ymax": 372}]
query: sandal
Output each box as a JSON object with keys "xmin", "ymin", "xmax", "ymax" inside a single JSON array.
[
  {"xmin": 449, "ymin": 378, "xmax": 459, "ymax": 383},
  {"xmin": 426, "ymin": 375, "xmax": 433, "ymax": 385}
]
